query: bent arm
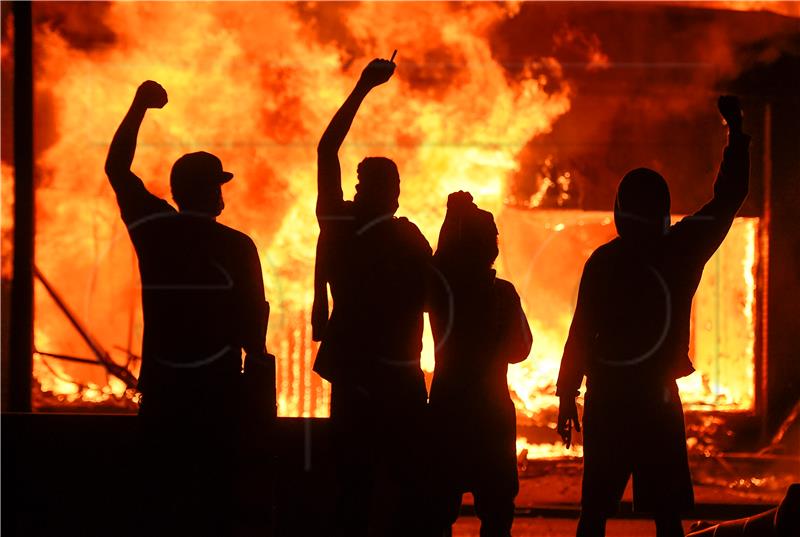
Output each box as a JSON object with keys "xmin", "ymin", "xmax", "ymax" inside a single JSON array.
[
  {"xmin": 105, "ymin": 82, "xmax": 168, "ymax": 222},
  {"xmin": 316, "ymin": 82, "xmax": 371, "ymax": 218},
  {"xmin": 317, "ymin": 57, "xmax": 395, "ymax": 219},
  {"xmin": 105, "ymin": 102, "xmax": 146, "ymax": 183},
  {"xmin": 556, "ymin": 260, "xmax": 596, "ymax": 397},
  {"xmin": 499, "ymin": 284, "xmax": 533, "ymax": 364},
  {"xmin": 672, "ymin": 100, "xmax": 750, "ymax": 261},
  {"xmin": 694, "ymin": 129, "xmax": 750, "ymax": 222},
  {"xmin": 242, "ymin": 241, "xmax": 268, "ymax": 356},
  {"xmin": 311, "ymin": 234, "xmax": 329, "ymax": 342}
]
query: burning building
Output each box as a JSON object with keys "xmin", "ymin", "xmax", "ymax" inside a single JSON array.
[{"xmin": 1, "ymin": 1, "xmax": 799, "ymax": 467}]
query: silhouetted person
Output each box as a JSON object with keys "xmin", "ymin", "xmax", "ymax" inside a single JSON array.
[
  {"xmin": 428, "ymin": 192, "xmax": 533, "ymax": 537},
  {"xmin": 556, "ymin": 96, "xmax": 750, "ymax": 537},
  {"xmin": 105, "ymin": 81, "xmax": 268, "ymax": 537},
  {"xmin": 313, "ymin": 58, "xmax": 432, "ymax": 537}
]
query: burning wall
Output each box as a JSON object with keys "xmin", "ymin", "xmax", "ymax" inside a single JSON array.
[
  {"xmin": 1, "ymin": 3, "xmax": 795, "ymax": 437},
  {"xmin": 22, "ymin": 1, "xmax": 572, "ymax": 409}
]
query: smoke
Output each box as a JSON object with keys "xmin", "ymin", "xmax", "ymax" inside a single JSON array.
[{"xmin": 492, "ymin": 3, "xmax": 799, "ymax": 213}]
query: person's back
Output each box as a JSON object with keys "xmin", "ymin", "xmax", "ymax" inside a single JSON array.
[
  {"xmin": 574, "ymin": 232, "xmax": 707, "ymax": 394},
  {"xmin": 105, "ymin": 81, "xmax": 267, "ymax": 537},
  {"xmin": 133, "ymin": 213, "xmax": 262, "ymax": 406},
  {"xmin": 556, "ymin": 96, "xmax": 750, "ymax": 537},
  {"xmin": 315, "ymin": 200, "xmax": 430, "ymax": 398},
  {"xmin": 428, "ymin": 192, "xmax": 532, "ymax": 537},
  {"xmin": 430, "ymin": 276, "xmax": 527, "ymax": 410},
  {"xmin": 312, "ymin": 57, "xmax": 432, "ymax": 537}
]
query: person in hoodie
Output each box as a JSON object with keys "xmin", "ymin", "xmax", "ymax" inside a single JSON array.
[
  {"xmin": 428, "ymin": 191, "xmax": 533, "ymax": 537},
  {"xmin": 556, "ymin": 96, "xmax": 750, "ymax": 537}
]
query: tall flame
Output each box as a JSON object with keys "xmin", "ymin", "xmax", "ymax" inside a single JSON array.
[
  {"xmin": 5, "ymin": 2, "xmax": 758, "ymax": 448},
  {"xmin": 28, "ymin": 2, "xmax": 570, "ymax": 412}
]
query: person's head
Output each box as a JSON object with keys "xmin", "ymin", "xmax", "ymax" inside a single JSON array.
[
  {"xmin": 614, "ymin": 167, "xmax": 671, "ymax": 241},
  {"xmin": 170, "ymin": 151, "xmax": 233, "ymax": 216},
  {"xmin": 435, "ymin": 191, "xmax": 499, "ymax": 273},
  {"xmin": 354, "ymin": 157, "xmax": 400, "ymax": 219}
]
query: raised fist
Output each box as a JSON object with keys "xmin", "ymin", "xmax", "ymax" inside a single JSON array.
[
  {"xmin": 717, "ymin": 95, "xmax": 742, "ymax": 131},
  {"xmin": 447, "ymin": 190, "xmax": 476, "ymax": 212},
  {"xmin": 134, "ymin": 80, "xmax": 168, "ymax": 109},
  {"xmin": 358, "ymin": 58, "xmax": 396, "ymax": 89}
]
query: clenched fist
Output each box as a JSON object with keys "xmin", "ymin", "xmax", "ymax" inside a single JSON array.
[
  {"xmin": 134, "ymin": 80, "xmax": 168, "ymax": 109},
  {"xmin": 358, "ymin": 58, "xmax": 396, "ymax": 90}
]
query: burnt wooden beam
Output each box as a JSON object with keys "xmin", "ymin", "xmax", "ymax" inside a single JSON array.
[{"xmin": 8, "ymin": 1, "xmax": 34, "ymax": 412}]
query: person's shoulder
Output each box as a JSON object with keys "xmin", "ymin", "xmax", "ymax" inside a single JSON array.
[
  {"xmin": 393, "ymin": 216, "xmax": 426, "ymax": 240},
  {"xmin": 394, "ymin": 216, "xmax": 432, "ymax": 254},
  {"xmin": 122, "ymin": 196, "xmax": 176, "ymax": 229},
  {"xmin": 494, "ymin": 277, "xmax": 521, "ymax": 300},
  {"xmin": 582, "ymin": 238, "xmax": 622, "ymax": 275},
  {"xmin": 589, "ymin": 238, "xmax": 621, "ymax": 261},
  {"xmin": 216, "ymin": 222, "xmax": 258, "ymax": 250}
]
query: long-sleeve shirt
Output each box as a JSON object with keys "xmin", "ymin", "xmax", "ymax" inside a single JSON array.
[{"xmin": 556, "ymin": 132, "xmax": 750, "ymax": 397}]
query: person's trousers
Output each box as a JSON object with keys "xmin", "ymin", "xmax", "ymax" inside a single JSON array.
[{"xmin": 330, "ymin": 381, "xmax": 430, "ymax": 537}]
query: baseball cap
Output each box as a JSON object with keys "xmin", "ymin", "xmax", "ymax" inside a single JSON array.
[{"xmin": 170, "ymin": 151, "xmax": 233, "ymax": 195}]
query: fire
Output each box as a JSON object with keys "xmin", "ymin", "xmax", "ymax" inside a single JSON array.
[
  {"xmin": 687, "ymin": 1, "xmax": 800, "ymax": 18},
  {"xmin": 25, "ymin": 2, "xmax": 571, "ymax": 413},
  {"xmin": 4, "ymin": 2, "xmax": 758, "ymax": 453}
]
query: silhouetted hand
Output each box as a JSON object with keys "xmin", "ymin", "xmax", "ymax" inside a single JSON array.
[
  {"xmin": 557, "ymin": 395, "xmax": 581, "ymax": 449},
  {"xmin": 718, "ymin": 95, "xmax": 742, "ymax": 133},
  {"xmin": 358, "ymin": 58, "xmax": 396, "ymax": 90},
  {"xmin": 134, "ymin": 80, "xmax": 168, "ymax": 109},
  {"xmin": 446, "ymin": 190, "xmax": 476, "ymax": 212}
]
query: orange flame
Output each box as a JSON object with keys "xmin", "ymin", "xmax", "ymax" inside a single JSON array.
[{"xmin": 2, "ymin": 3, "xmax": 758, "ymax": 458}]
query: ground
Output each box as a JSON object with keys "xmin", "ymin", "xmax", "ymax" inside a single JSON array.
[{"xmin": 453, "ymin": 518, "xmax": 698, "ymax": 536}]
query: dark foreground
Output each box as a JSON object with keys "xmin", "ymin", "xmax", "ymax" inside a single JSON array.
[{"xmin": 3, "ymin": 414, "xmax": 793, "ymax": 536}]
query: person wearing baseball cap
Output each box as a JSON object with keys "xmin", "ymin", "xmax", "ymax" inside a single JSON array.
[
  {"xmin": 169, "ymin": 150, "xmax": 233, "ymax": 216},
  {"xmin": 105, "ymin": 80, "xmax": 267, "ymax": 536}
]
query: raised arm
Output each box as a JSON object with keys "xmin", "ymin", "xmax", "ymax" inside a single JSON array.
[
  {"xmin": 105, "ymin": 81, "xmax": 169, "ymax": 222},
  {"xmin": 672, "ymin": 95, "xmax": 750, "ymax": 260},
  {"xmin": 105, "ymin": 81, "xmax": 167, "ymax": 189},
  {"xmin": 316, "ymin": 57, "xmax": 395, "ymax": 218}
]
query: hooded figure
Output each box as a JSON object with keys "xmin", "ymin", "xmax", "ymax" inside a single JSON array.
[
  {"xmin": 556, "ymin": 96, "xmax": 750, "ymax": 537},
  {"xmin": 428, "ymin": 191, "xmax": 532, "ymax": 537},
  {"xmin": 614, "ymin": 167, "xmax": 671, "ymax": 241}
]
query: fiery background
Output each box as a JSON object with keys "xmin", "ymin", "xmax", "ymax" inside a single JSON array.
[{"xmin": 2, "ymin": 2, "xmax": 798, "ymax": 455}]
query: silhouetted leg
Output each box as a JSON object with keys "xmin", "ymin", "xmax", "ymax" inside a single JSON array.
[
  {"xmin": 578, "ymin": 390, "xmax": 635, "ymax": 537},
  {"xmin": 331, "ymin": 383, "xmax": 374, "ymax": 537},
  {"xmin": 426, "ymin": 443, "xmax": 464, "ymax": 537},
  {"xmin": 472, "ymin": 451, "xmax": 518, "ymax": 537},
  {"xmin": 632, "ymin": 384, "xmax": 693, "ymax": 531},
  {"xmin": 473, "ymin": 488, "xmax": 515, "ymax": 537},
  {"xmin": 576, "ymin": 513, "xmax": 607, "ymax": 537},
  {"xmin": 655, "ymin": 512, "xmax": 684, "ymax": 537},
  {"xmin": 374, "ymin": 386, "xmax": 438, "ymax": 537}
]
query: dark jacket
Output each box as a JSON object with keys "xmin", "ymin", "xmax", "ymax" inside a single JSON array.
[{"xmin": 557, "ymin": 132, "xmax": 750, "ymax": 397}]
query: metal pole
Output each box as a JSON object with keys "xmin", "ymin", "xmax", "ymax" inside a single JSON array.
[
  {"xmin": 759, "ymin": 103, "xmax": 771, "ymax": 442},
  {"xmin": 8, "ymin": 1, "xmax": 34, "ymax": 412}
]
